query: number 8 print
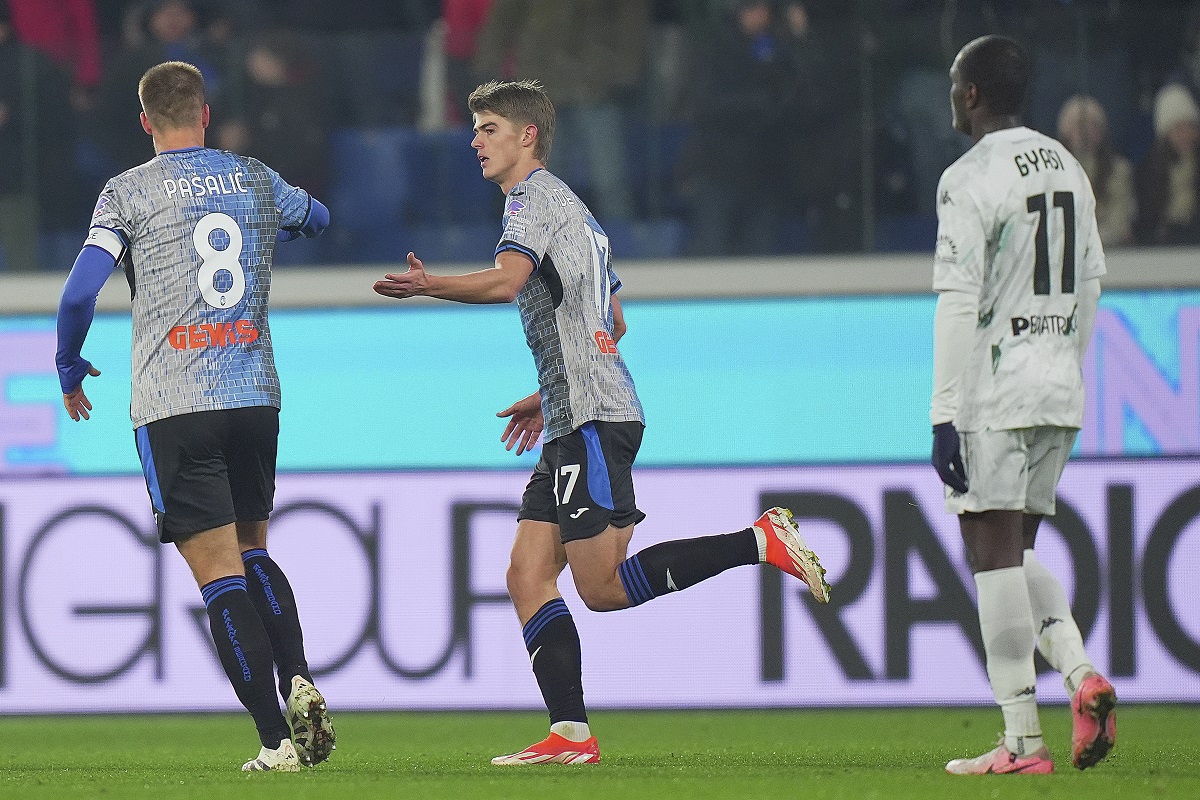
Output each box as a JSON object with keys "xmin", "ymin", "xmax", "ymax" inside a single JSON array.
[{"xmin": 193, "ymin": 212, "xmax": 246, "ymax": 309}]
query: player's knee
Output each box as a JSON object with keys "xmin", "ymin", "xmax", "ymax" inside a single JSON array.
[
  {"xmin": 505, "ymin": 559, "xmax": 549, "ymax": 603},
  {"xmin": 576, "ymin": 581, "xmax": 626, "ymax": 613}
]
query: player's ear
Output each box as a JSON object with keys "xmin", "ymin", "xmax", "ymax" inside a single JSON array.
[
  {"xmin": 140, "ymin": 111, "xmax": 153, "ymax": 137},
  {"xmin": 523, "ymin": 124, "xmax": 538, "ymax": 148},
  {"xmin": 965, "ymin": 82, "xmax": 981, "ymax": 111},
  {"xmin": 201, "ymin": 104, "xmax": 211, "ymax": 129}
]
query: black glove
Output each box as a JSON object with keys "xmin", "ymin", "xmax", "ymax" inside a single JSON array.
[{"xmin": 931, "ymin": 422, "xmax": 969, "ymax": 494}]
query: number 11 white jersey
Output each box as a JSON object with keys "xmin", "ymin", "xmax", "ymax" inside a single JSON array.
[
  {"xmin": 933, "ymin": 126, "xmax": 1106, "ymax": 433},
  {"xmin": 87, "ymin": 147, "xmax": 312, "ymax": 428}
]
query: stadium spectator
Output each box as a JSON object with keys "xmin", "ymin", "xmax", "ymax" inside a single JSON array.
[
  {"xmin": 474, "ymin": 0, "xmax": 649, "ymax": 221},
  {"xmin": 681, "ymin": 0, "xmax": 797, "ymax": 254},
  {"xmin": 1057, "ymin": 94, "xmax": 1136, "ymax": 248},
  {"xmin": 775, "ymin": 2, "xmax": 833, "ymax": 239},
  {"xmin": 442, "ymin": 0, "xmax": 493, "ymax": 125},
  {"xmin": 92, "ymin": 0, "xmax": 226, "ymax": 174},
  {"xmin": 372, "ymin": 78, "xmax": 831, "ymax": 765},
  {"xmin": 1018, "ymin": 0, "xmax": 1136, "ymax": 157},
  {"xmin": 931, "ymin": 35, "xmax": 1115, "ymax": 776},
  {"xmin": 0, "ymin": 6, "xmax": 77, "ymax": 270},
  {"xmin": 870, "ymin": 0, "xmax": 985, "ymax": 219},
  {"xmin": 5, "ymin": 0, "xmax": 102, "ymax": 111},
  {"xmin": 216, "ymin": 31, "xmax": 331, "ymax": 198},
  {"xmin": 1135, "ymin": 82, "xmax": 1200, "ymax": 245},
  {"xmin": 55, "ymin": 60, "xmax": 334, "ymax": 771}
]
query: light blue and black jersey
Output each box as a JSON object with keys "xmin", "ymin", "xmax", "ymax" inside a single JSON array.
[
  {"xmin": 497, "ymin": 169, "xmax": 644, "ymax": 442},
  {"xmin": 87, "ymin": 148, "xmax": 312, "ymax": 427}
]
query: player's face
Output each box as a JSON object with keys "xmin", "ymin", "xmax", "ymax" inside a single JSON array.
[
  {"xmin": 472, "ymin": 111, "xmax": 526, "ymax": 189},
  {"xmin": 949, "ymin": 59, "xmax": 971, "ymax": 137}
]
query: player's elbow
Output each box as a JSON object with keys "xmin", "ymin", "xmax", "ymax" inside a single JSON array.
[{"xmin": 494, "ymin": 280, "xmax": 522, "ymax": 304}]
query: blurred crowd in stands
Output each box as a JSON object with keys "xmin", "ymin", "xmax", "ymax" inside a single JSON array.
[{"xmin": 3, "ymin": 0, "xmax": 1200, "ymax": 271}]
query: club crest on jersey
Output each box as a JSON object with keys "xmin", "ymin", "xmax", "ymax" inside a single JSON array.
[{"xmin": 506, "ymin": 198, "xmax": 526, "ymax": 216}]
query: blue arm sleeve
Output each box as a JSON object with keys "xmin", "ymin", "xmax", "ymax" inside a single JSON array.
[
  {"xmin": 56, "ymin": 245, "xmax": 116, "ymax": 393},
  {"xmin": 302, "ymin": 197, "xmax": 330, "ymax": 237},
  {"xmin": 278, "ymin": 197, "xmax": 330, "ymax": 242}
]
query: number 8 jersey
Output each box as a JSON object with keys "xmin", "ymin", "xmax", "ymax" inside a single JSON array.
[
  {"xmin": 86, "ymin": 147, "xmax": 313, "ymax": 427},
  {"xmin": 933, "ymin": 126, "xmax": 1106, "ymax": 433}
]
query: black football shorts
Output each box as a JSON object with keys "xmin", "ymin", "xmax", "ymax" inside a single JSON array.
[
  {"xmin": 134, "ymin": 406, "xmax": 278, "ymax": 543},
  {"xmin": 518, "ymin": 420, "xmax": 647, "ymax": 543}
]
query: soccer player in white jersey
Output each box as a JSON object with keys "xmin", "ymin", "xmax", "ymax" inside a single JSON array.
[
  {"xmin": 55, "ymin": 62, "xmax": 335, "ymax": 772},
  {"xmin": 373, "ymin": 79, "xmax": 832, "ymax": 765},
  {"xmin": 930, "ymin": 36, "xmax": 1116, "ymax": 775}
]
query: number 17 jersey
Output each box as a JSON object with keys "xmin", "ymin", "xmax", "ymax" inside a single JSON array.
[
  {"xmin": 86, "ymin": 147, "xmax": 312, "ymax": 428},
  {"xmin": 933, "ymin": 126, "xmax": 1106, "ymax": 433}
]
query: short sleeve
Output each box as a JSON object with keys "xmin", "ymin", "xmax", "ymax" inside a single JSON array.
[
  {"xmin": 932, "ymin": 171, "xmax": 988, "ymax": 294},
  {"xmin": 495, "ymin": 182, "xmax": 552, "ymax": 267},
  {"xmin": 265, "ymin": 164, "xmax": 312, "ymax": 230},
  {"xmin": 86, "ymin": 180, "xmax": 132, "ymax": 262},
  {"xmin": 607, "ymin": 258, "xmax": 622, "ymax": 294}
]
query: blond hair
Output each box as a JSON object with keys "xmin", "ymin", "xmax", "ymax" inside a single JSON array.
[{"xmin": 468, "ymin": 79, "xmax": 555, "ymax": 162}]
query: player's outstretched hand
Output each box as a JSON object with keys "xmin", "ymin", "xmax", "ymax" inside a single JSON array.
[
  {"xmin": 63, "ymin": 365, "xmax": 102, "ymax": 422},
  {"xmin": 373, "ymin": 252, "xmax": 428, "ymax": 299},
  {"xmin": 497, "ymin": 392, "xmax": 543, "ymax": 455},
  {"xmin": 931, "ymin": 422, "xmax": 969, "ymax": 494}
]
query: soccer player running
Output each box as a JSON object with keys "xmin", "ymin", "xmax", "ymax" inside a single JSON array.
[
  {"xmin": 930, "ymin": 36, "xmax": 1116, "ymax": 775},
  {"xmin": 373, "ymin": 79, "xmax": 831, "ymax": 765},
  {"xmin": 55, "ymin": 61, "xmax": 335, "ymax": 772}
]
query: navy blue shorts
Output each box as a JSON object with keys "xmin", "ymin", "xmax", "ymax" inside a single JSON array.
[
  {"xmin": 518, "ymin": 421, "xmax": 646, "ymax": 543},
  {"xmin": 135, "ymin": 407, "xmax": 278, "ymax": 543}
]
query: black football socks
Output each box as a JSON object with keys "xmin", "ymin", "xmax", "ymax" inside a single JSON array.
[
  {"xmin": 241, "ymin": 548, "xmax": 313, "ymax": 699},
  {"xmin": 201, "ymin": 575, "xmax": 291, "ymax": 748},
  {"xmin": 523, "ymin": 598, "xmax": 588, "ymax": 725},
  {"xmin": 618, "ymin": 529, "xmax": 759, "ymax": 606}
]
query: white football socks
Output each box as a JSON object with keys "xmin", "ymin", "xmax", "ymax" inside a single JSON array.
[
  {"xmin": 1023, "ymin": 548, "xmax": 1094, "ymax": 696},
  {"xmin": 550, "ymin": 721, "xmax": 591, "ymax": 742},
  {"xmin": 976, "ymin": 566, "xmax": 1044, "ymax": 755}
]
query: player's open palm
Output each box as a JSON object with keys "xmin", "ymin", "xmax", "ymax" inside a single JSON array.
[
  {"xmin": 63, "ymin": 366, "xmax": 102, "ymax": 421},
  {"xmin": 373, "ymin": 252, "xmax": 428, "ymax": 299},
  {"xmin": 497, "ymin": 392, "xmax": 543, "ymax": 455}
]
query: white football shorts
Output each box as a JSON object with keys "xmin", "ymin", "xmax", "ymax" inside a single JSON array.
[{"xmin": 945, "ymin": 426, "xmax": 1078, "ymax": 516}]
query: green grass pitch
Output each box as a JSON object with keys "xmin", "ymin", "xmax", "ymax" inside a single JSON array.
[{"xmin": 1, "ymin": 705, "xmax": 1196, "ymax": 799}]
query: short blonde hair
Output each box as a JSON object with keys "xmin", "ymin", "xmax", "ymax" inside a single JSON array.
[
  {"xmin": 468, "ymin": 79, "xmax": 555, "ymax": 162},
  {"xmin": 138, "ymin": 61, "xmax": 205, "ymax": 130}
]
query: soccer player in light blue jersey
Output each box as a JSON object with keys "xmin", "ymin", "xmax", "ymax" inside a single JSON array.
[
  {"xmin": 374, "ymin": 79, "xmax": 832, "ymax": 765},
  {"xmin": 55, "ymin": 61, "xmax": 334, "ymax": 772}
]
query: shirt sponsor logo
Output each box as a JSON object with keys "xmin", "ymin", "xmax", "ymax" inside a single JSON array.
[
  {"xmin": 593, "ymin": 330, "xmax": 619, "ymax": 354},
  {"xmin": 167, "ymin": 320, "xmax": 260, "ymax": 350},
  {"xmin": 1010, "ymin": 307, "xmax": 1077, "ymax": 337}
]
